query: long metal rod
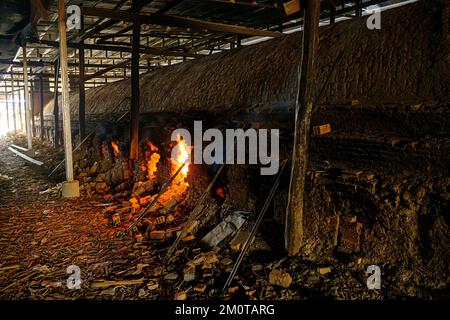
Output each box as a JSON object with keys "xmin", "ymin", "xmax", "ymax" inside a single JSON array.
[
  {"xmin": 128, "ymin": 160, "xmax": 188, "ymax": 231},
  {"xmin": 22, "ymin": 45, "xmax": 33, "ymax": 150},
  {"xmin": 58, "ymin": 0, "xmax": 75, "ymax": 182},
  {"xmin": 222, "ymin": 160, "xmax": 287, "ymax": 294}
]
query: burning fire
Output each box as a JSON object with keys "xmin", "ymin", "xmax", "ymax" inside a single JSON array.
[
  {"xmin": 147, "ymin": 141, "xmax": 158, "ymax": 152},
  {"xmin": 171, "ymin": 134, "xmax": 190, "ymax": 179},
  {"xmin": 146, "ymin": 140, "xmax": 160, "ymax": 180},
  {"xmin": 147, "ymin": 153, "xmax": 160, "ymax": 180},
  {"xmin": 111, "ymin": 140, "xmax": 120, "ymax": 157}
]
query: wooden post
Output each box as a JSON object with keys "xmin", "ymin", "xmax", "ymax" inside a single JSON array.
[
  {"xmin": 30, "ymin": 68, "xmax": 36, "ymax": 137},
  {"xmin": 129, "ymin": 0, "xmax": 141, "ymax": 163},
  {"xmin": 58, "ymin": 0, "xmax": 74, "ymax": 182},
  {"xmin": 53, "ymin": 59, "xmax": 60, "ymax": 147},
  {"xmin": 58, "ymin": 0, "xmax": 79, "ymax": 197},
  {"xmin": 39, "ymin": 73, "xmax": 45, "ymax": 141},
  {"xmin": 285, "ymin": 0, "xmax": 321, "ymax": 256},
  {"xmin": 22, "ymin": 45, "xmax": 33, "ymax": 150},
  {"xmin": 18, "ymin": 86, "xmax": 23, "ymax": 132},
  {"xmin": 330, "ymin": 3, "xmax": 336, "ymax": 24},
  {"xmin": 11, "ymin": 73, "xmax": 17, "ymax": 132},
  {"xmin": 4, "ymin": 81, "xmax": 10, "ymax": 132},
  {"xmin": 78, "ymin": 15, "xmax": 86, "ymax": 140},
  {"xmin": 356, "ymin": 0, "xmax": 362, "ymax": 17}
]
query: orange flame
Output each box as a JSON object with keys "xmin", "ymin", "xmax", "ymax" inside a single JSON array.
[
  {"xmin": 147, "ymin": 141, "xmax": 158, "ymax": 152},
  {"xmin": 147, "ymin": 153, "xmax": 160, "ymax": 180},
  {"xmin": 146, "ymin": 140, "xmax": 160, "ymax": 180},
  {"xmin": 171, "ymin": 134, "xmax": 190, "ymax": 179},
  {"xmin": 111, "ymin": 140, "xmax": 119, "ymax": 157}
]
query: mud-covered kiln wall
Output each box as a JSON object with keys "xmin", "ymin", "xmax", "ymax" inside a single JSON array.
[{"xmin": 43, "ymin": 1, "xmax": 449, "ymax": 120}]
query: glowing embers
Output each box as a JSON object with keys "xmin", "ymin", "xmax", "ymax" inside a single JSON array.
[{"xmin": 146, "ymin": 141, "xmax": 160, "ymax": 180}]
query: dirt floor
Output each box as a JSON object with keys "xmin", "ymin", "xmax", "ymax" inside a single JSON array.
[{"xmin": 0, "ymin": 134, "xmax": 447, "ymax": 300}]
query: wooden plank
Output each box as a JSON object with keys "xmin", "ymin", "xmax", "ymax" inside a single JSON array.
[
  {"xmin": 206, "ymin": 0, "xmax": 281, "ymax": 9},
  {"xmin": 10, "ymin": 144, "xmax": 28, "ymax": 152},
  {"xmin": 81, "ymin": 7, "xmax": 283, "ymax": 38},
  {"xmin": 91, "ymin": 278, "xmax": 145, "ymax": 289},
  {"xmin": 38, "ymin": 39, "xmax": 202, "ymax": 58},
  {"xmin": 8, "ymin": 147, "xmax": 44, "ymax": 166}
]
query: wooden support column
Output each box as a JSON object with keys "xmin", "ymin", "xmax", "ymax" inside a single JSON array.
[
  {"xmin": 285, "ymin": 0, "xmax": 321, "ymax": 256},
  {"xmin": 30, "ymin": 68, "xmax": 36, "ymax": 137},
  {"xmin": 18, "ymin": 86, "xmax": 23, "ymax": 132},
  {"xmin": 129, "ymin": 0, "xmax": 141, "ymax": 164},
  {"xmin": 78, "ymin": 43, "xmax": 86, "ymax": 140},
  {"xmin": 4, "ymin": 82, "xmax": 10, "ymax": 132},
  {"xmin": 78, "ymin": 14, "xmax": 86, "ymax": 140},
  {"xmin": 39, "ymin": 74, "xmax": 45, "ymax": 141},
  {"xmin": 58, "ymin": 0, "xmax": 79, "ymax": 197},
  {"xmin": 11, "ymin": 73, "xmax": 17, "ymax": 132},
  {"xmin": 330, "ymin": 3, "xmax": 336, "ymax": 24},
  {"xmin": 356, "ymin": 0, "xmax": 362, "ymax": 17},
  {"xmin": 53, "ymin": 59, "xmax": 60, "ymax": 147},
  {"xmin": 22, "ymin": 45, "xmax": 33, "ymax": 150}
]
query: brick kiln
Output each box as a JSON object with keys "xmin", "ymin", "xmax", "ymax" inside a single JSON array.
[{"xmin": 41, "ymin": 1, "xmax": 449, "ymax": 291}]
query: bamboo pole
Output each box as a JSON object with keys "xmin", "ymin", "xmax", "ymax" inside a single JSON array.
[{"xmin": 285, "ymin": 0, "xmax": 321, "ymax": 256}]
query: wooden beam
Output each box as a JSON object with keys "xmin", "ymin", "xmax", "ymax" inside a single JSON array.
[
  {"xmin": 81, "ymin": 7, "xmax": 283, "ymax": 38},
  {"xmin": 84, "ymin": 58, "xmax": 132, "ymax": 81},
  {"xmin": 206, "ymin": 0, "xmax": 281, "ymax": 9},
  {"xmin": 285, "ymin": 0, "xmax": 321, "ymax": 256},
  {"xmin": 38, "ymin": 39, "xmax": 202, "ymax": 58}
]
